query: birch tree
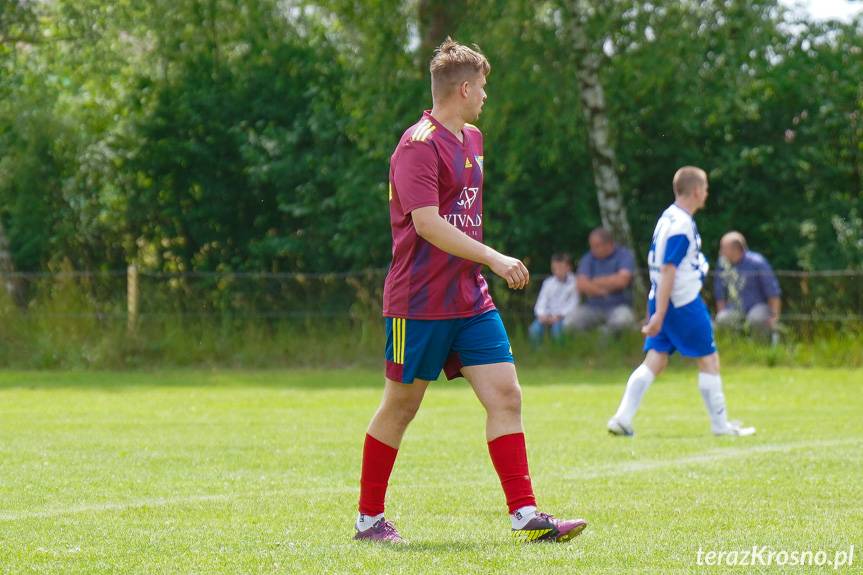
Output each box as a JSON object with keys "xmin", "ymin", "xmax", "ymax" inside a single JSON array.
[{"xmin": 562, "ymin": 1, "xmax": 637, "ymax": 255}]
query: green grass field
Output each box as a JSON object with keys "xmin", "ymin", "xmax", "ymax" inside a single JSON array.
[{"xmin": 1, "ymin": 366, "xmax": 861, "ymax": 574}]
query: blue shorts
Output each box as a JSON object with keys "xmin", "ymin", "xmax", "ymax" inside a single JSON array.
[
  {"xmin": 385, "ymin": 309, "xmax": 514, "ymax": 383},
  {"xmin": 644, "ymin": 297, "xmax": 717, "ymax": 358}
]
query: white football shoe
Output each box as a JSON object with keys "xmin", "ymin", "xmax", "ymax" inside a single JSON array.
[
  {"xmin": 712, "ymin": 420, "xmax": 756, "ymax": 436},
  {"xmin": 607, "ymin": 416, "xmax": 635, "ymax": 437}
]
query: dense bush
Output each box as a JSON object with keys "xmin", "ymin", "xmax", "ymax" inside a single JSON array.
[{"xmin": 1, "ymin": 0, "xmax": 861, "ymax": 278}]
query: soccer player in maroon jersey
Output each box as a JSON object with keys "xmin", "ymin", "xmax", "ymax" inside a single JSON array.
[{"xmin": 353, "ymin": 38, "xmax": 587, "ymax": 544}]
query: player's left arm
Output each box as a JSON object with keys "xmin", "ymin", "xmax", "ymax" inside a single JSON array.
[
  {"xmin": 411, "ymin": 205, "xmax": 529, "ymax": 289},
  {"xmin": 642, "ymin": 264, "xmax": 676, "ymax": 337}
]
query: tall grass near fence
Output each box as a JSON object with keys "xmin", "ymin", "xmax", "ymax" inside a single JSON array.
[
  {"xmin": 0, "ymin": 313, "xmax": 383, "ymax": 370},
  {"xmin": 0, "ymin": 270, "xmax": 860, "ymax": 370}
]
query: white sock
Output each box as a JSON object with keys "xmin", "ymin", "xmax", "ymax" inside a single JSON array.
[
  {"xmin": 511, "ymin": 506, "xmax": 537, "ymax": 529},
  {"xmin": 356, "ymin": 512, "xmax": 384, "ymax": 531},
  {"xmin": 698, "ymin": 372, "xmax": 728, "ymax": 432},
  {"xmin": 613, "ymin": 364, "xmax": 655, "ymax": 426}
]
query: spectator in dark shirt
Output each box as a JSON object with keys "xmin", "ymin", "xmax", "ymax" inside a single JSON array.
[
  {"xmin": 714, "ymin": 231, "xmax": 781, "ymax": 337},
  {"xmin": 566, "ymin": 227, "xmax": 635, "ymax": 334}
]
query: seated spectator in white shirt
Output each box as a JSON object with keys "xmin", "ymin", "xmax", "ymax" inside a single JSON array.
[{"xmin": 529, "ymin": 253, "xmax": 579, "ymax": 347}]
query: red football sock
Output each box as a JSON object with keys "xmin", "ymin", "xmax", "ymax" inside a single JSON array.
[
  {"xmin": 487, "ymin": 432, "xmax": 537, "ymax": 514},
  {"xmin": 358, "ymin": 433, "xmax": 399, "ymax": 516}
]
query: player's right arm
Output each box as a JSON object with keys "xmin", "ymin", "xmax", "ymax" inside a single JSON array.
[
  {"xmin": 644, "ymin": 223, "xmax": 689, "ymax": 336},
  {"xmin": 411, "ymin": 205, "xmax": 529, "ymax": 289},
  {"xmin": 642, "ymin": 263, "xmax": 676, "ymax": 337}
]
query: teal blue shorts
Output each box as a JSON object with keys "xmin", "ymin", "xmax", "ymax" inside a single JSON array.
[
  {"xmin": 385, "ymin": 309, "xmax": 513, "ymax": 383},
  {"xmin": 644, "ymin": 297, "xmax": 717, "ymax": 358}
]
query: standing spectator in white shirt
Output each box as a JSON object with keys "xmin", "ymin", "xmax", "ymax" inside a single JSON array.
[{"xmin": 529, "ymin": 253, "xmax": 579, "ymax": 347}]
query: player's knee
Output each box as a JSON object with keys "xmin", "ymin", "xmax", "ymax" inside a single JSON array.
[
  {"xmin": 644, "ymin": 352, "xmax": 668, "ymax": 375},
  {"xmin": 697, "ymin": 353, "xmax": 720, "ymax": 374},
  {"xmin": 497, "ymin": 381, "xmax": 523, "ymax": 415},
  {"xmin": 389, "ymin": 402, "xmax": 421, "ymax": 427},
  {"xmin": 378, "ymin": 395, "xmax": 423, "ymax": 426}
]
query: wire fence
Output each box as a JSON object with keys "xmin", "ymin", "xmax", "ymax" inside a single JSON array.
[{"xmin": 1, "ymin": 268, "xmax": 860, "ymax": 327}]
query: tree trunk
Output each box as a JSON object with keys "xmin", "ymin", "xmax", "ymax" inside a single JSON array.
[
  {"xmin": 0, "ymin": 217, "xmax": 27, "ymax": 310},
  {"xmin": 563, "ymin": 3, "xmax": 646, "ymax": 304},
  {"xmin": 418, "ymin": 0, "xmax": 460, "ymax": 58}
]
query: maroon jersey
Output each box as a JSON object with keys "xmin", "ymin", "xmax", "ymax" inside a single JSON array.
[{"xmin": 383, "ymin": 111, "xmax": 495, "ymax": 319}]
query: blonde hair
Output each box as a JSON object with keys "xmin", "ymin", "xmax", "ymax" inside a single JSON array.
[
  {"xmin": 672, "ymin": 166, "xmax": 707, "ymax": 197},
  {"xmin": 429, "ymin": 37, "xmax": 490, "ymax": 101}
]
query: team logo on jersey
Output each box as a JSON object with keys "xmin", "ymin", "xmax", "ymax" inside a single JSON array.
[
  {"xmin": 475, "ymin": 155, "xmax": 484, "ymax": 172},
  {"xmin": 457, "ymin": 186, "xmax": 478, "ymax": 210}
]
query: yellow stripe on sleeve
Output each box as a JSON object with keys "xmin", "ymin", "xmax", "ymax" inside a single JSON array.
[{"xmin": 411, "ymin": 120, "xmax": 435, "ymax": 142}]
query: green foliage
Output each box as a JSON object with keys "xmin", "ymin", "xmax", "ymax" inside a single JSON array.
[
  {"xmin": 599, "ymin": 0, "xmax": 862, "ymax": 268},
  {"xmin": 472, "ymin": 1, "xmax": 599, "ymax": 268},
  {"xmin": 127, "ymin": 44, "xmax": 340, "ymax": 271},
  {"xmin": 112, "ymin": 1, "xmax": 379, "ymax": 272},
  {"xmin": 0, "ymin": 99, "xmax": 74, "ymax": 270},
  {"xmin": 0, "ymin": 0, "xmax": 861, "ymax": 280}
]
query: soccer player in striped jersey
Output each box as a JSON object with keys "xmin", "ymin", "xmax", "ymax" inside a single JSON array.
[
  {"xmin": 353, "ymin": 38, "xmax": 587, "ymax": 544},
  {"xmin": 607, "ymin": 166, "xmax": 756, "ymax": 438}
]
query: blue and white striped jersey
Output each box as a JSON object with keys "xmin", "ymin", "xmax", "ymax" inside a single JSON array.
[{"xmin": 647, "ymin": 203, "xmax": 709, "ymax": 307}]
